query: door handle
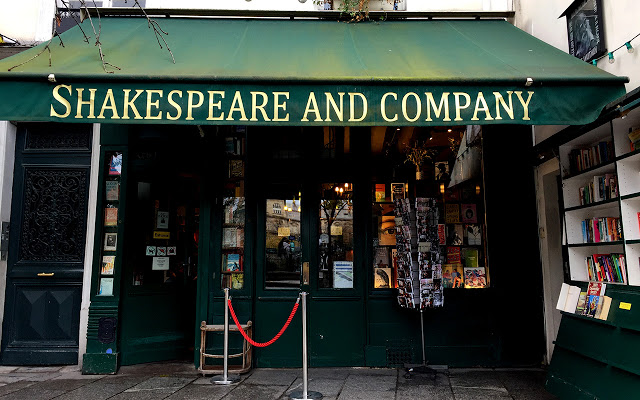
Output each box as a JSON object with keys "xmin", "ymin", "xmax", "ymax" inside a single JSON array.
[
  {"xmin": 302, "ymin": 262, "xmax": 309, "ymax": 285},
  {"xmin": 37, "ymin": 272, "xmax": 54, "ymax": 277}
]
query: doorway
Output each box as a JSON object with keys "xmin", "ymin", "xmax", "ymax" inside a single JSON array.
[
  {"xmin": 118, "ymin": 130, "xmax": 201, "ymax": 365},
  {"xmin": 254, "ymin": 180, "xmax": 365, "ymax": 367}
]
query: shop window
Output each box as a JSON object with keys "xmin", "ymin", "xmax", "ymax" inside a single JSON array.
[
  {"xmin": 370, "ymin": 126, "xmax": 487, "ymax": 302},
  {"xmin": 221, "ymin": 127, "xmax": 246, "ymax": 290},
  {"xmin": 265, "ymin": 189, "xmax": 303, "ymax": 289},
  {"xmin": 318, "ymin": 182, "xmax": 354, "ymax": 289}
]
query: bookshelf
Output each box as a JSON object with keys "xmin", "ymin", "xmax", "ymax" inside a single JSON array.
[{"xmin": 560, "ymin": 103, "xmax": 640, "ymax": 287}]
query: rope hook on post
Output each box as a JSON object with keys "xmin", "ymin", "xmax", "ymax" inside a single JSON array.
[{"xmin": 228, "ymin": 293, "xmax": 300, "ymax": 348}]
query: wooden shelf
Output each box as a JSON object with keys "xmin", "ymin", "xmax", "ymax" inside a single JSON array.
[{"xmin": 566, "ymin": 241, "xmax": 624, "ymax": 248}]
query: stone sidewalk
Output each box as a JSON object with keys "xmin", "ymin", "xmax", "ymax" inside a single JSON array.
[{"xmin": 0, "ymin": 362, "xmax": 558, "ymax": 400}]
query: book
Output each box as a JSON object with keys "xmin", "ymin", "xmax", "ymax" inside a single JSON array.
[
  {"xmin": 462, "ymin": 248, "xmax": 479, "ymax": 270},
  {"xmin": 446, "ymin": 246, "xmax": 461, "ymax": 263},
  {"xmin": 444, "ymin": 204, "xmax": 460, "ymax": 223},
  {"xmin": 464, "ymin": 267, "xmax": 487, "ymax": 288},
  {"xmin": 373, "ymin": 247, "xmax": 390, "ymax": 268},
  {"xmin": 98, "ymin": 278, "xmax": 114, "ymax": 296},
  {"xmin": 108, "ymin": 153, "xmax": 122, "ymax": 176},
  {"xmin": 103, "ymin": 233, "xmax": 117, "ymax": 251},
  {"xmin": 391, "ymin": 183, "xmax": 405, "ymax": 201},
  {"xmin": 442, "ymin": 263, "xmax": 463, "ymax": 288},
  {"xmin": 104, "ymin": 207, "xmax": 118, "ymax": 226},
  {"xmin": 224, "ymin": 253, "xmax": 242, "ymax": 272},
  {"xmin": 105, "ymin": 181, "xmax": 120, "ymax": 201},
  {"xmin": 461, "ymin": 204, "xmax": 477, "ymax": 223},
  {"xmin": 575, "ymin": 291, "xmax": 588, "ymax": 315},
  {"xmin": 556, "ymin": 283, "xmax": 582, "ymax": 313},
  {"xmin": 465, "ymin": 225, "xmax": 482, "ymax": 245},
  {"xmin": 101, "ymin": 255, "xmax": 115, "ymax": 275},
  {"xmin": 229, "ymin": 159, "xmax": 244, "ymax": 178},
  {"xmin": 375, "ymin": 184, "xmax": 386, "ymax": 202},
  {"xmin": 595, "ymin": 295, "xmax": 612, "ymax": 320},
  {"xmin": 231, "ymin": 273, "xmax": 244, "ymax": 290},
  {"xmin": 585, "ymin": 295, "xmax": 600, "ymax": 317},
  {"xmin": 374, "ymin": 267, "xmax": 392, "ymax": 288},
  {"xmin": 438, "ymin": 224, "xmax": 446, "ymax": 245},
  {"xmin": 446, "ymin": 224, "xmax": 463, "ymax": 245},
  {"xmin": 587, "ymin": 281, "xmax": 606, "ymax": 297},
  {"xmin": 223, "ymin": 227, "xmax": 238, "ymax": 248}
]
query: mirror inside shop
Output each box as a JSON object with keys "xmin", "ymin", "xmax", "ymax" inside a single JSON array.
[{"xmin": 370, "ymin": 125, "xmax": 487, "ymax": 301}]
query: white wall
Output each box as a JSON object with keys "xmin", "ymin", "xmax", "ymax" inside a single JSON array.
[
  {"xmin": 0, "ymin": 0, "xmax": 55, "ymax": 44},
  {"xmin": 0, "ymin": 122, "xmax": 16, "ymax": 348}
]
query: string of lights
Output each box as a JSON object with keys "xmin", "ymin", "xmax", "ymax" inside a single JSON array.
[{"xmin": 592, "ymin": 32, "xmax": 640, "ymax": 66}]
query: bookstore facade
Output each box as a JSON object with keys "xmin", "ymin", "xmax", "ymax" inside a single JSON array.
[{"xmin": 0, "ymin": 15, "xmax": 628, "ymax": 373}]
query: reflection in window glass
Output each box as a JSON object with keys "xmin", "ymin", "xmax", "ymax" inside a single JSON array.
[
  {"xmin": 265, "ymin": 198, "xmax": 302, "ymax": 289},
  {"xmin": 319, "ymin": 183, "xmax": 354, "ymax": 289}
]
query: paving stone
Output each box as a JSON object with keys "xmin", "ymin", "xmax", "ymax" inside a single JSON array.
[
  {"xmin": 396, "ymin": 384, "xmax": 454, "ymax": 400},
  {"xmin": 53, "ymin": 383, "xmax": 138, "ymax": 400},
  {"xmin": 285, "ymin": 377, "xmax": 345, "ymax": 397},
  {"xmin": 0, "ymin": 387, "xmax": 67, "ymax": 400},
  {"xmin": 0, "ymin": 381, "xmax": 35, "ymax": 397},
  {"xmin": 13, "ymin": 367, "xmax": 62, "ymax": 373},
  {"xmin": 449, "ymin": 370, "xmax": 507, "ymax": 391},
  {"xmin": 497, "ymin": 370, "xmax": 549, "ymax": 391},
  {"xmin": 125, "ymin": 376, "xmax": 195, "ymax": 392},
  {"xmin": 341, "ymin": 374, "xmax": 396, "ymax": 392},
  {"xmin": 347, "ymin": 368, "xmax": 397, "ymax": 377},
  {"xmin": 0, "ymin": 368, "xmax": 18, "ymax": 374},
  {"xmin": 107, "ymin": 389, "xmax": 177, "ymax": 400},
  {"xmin": 337, "ymin": 389, "xmax": 396, "ymax": 400},
  {"xmin": 303, "ymin": 368, "xmax": 351, "ymax": 380},
  {"xmin": 222, "ymin": 384, "xmax": 287, "ymax": 400},
  {"xmin": 29, "ymin": 379, "xmax": 96, "ymax": 391},
  {"xmin": 164, "ymin": 384, "xmax": 233, "ymax": 400},
  {"xmin": 1, "ymin": 373, "xmax": 63, "ymax": 382},
  {"xmin": 451, "ymin": 386, "xmax": 513, "ymax": 399},
  {"xmin": 241, "ymin": 369, "xmax": 299, "ymax": 386}
]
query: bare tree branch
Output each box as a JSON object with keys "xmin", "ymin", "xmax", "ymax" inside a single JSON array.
[
  {"xmin": 60, "ymin": 0, "xmax": 90, "ymax": 43},
  {"xmin": 79, "ymin": 0, "xmax": 120, "ymax": 73},
  {"xmin": 134, "ymin": 0, "xmax": 175, "ymax": 64},
  {"xmin": 8, "ymin": 2, "xmax": 65, "ymax": 71}
]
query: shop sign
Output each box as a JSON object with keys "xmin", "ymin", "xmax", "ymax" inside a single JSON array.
[{"xmin": 44, "ymin": 83, "xmax": 538, "ymax": 126}]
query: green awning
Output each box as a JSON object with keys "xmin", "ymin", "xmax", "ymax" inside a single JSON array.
[{"xmin": 0, "ymin": 17, "xmax": 628, "ymax": 126}]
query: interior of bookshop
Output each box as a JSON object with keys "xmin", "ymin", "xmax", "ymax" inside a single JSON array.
[{"xmin": 370, "ymin": 124, "xmax": 487, "ymax": 309}]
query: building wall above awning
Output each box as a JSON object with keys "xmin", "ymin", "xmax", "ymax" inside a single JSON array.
[{"xmin": 0, "ymin": 17, "xmax": 628, "ymax": 126}]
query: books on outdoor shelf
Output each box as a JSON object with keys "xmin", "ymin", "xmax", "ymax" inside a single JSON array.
[
  {"xmin": 585, "ymin": 253, "xmax": 626, "ymax": 283},
  {"xmin": 580, "ymin": 217, "xmax": 621, "ymax": 243},
  {"xmin": 567, "ymin": 140, "xmax": 614, "ymax": 175},
  {"xmin": 557, "ymin": 282, "xmax": 612, "ymax": 320},
  {"xmin": 578, "ymin": 174, "xmax": 618, "ymax": 205}
]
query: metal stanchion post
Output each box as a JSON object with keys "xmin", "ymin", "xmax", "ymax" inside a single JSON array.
[
  {"xmin": 211, "ymin": 288, "xmax": 241, "ymax": 385},
  {"xmin": 290, "ymin": 292, "xmax": 322, "ymax": 400}
]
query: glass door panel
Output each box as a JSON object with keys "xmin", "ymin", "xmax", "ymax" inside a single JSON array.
[
  {"xmin": 318, "ymin": 182, "xmax": 354, "ymax": 289},
  {"xmin": 265, "ymin": 197, "xmax": 303, "ymax": 289}
]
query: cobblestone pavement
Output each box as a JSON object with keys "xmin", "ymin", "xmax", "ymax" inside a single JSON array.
[{"xmin": 0, "ymin": 362, "xmax": 558, "ymax": 400}]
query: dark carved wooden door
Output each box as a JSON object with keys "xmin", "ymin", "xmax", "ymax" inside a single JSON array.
[{"xmin": 1, "ymin": 124, "xmax": 92, "ymax": 365}]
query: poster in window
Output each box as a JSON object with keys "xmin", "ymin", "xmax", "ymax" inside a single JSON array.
[
  {"xmin": 564, "ymin": 0, "xmax": 606, "ymax": 62},
  {"xmin": 101, "ymin": 256, "xmax": 115, "ymax": 275},
  {"xmin": 104, "ymin": 207, "xmax": 118, "ymax": 226},
  {"xmin": 108, "ymin": 153, "xmax": 122, "ymax": 176},
  {"xmin": 105, "ymin": 181, "xmax": 120, "ymax": 201},
  {"xmin": 98, "ymin": 278, "xmax": 114, "ymax": 296},
  {"xmin": 391, "ymin": 183, "xmax": 405, "ymax": 201},
  {"xmin": 333, "ymin": 261, "xmax": 354, "ymax": 289},
  {"xmin": 104, "ymin": 233, "xmax": 117, "ymax": 251}
]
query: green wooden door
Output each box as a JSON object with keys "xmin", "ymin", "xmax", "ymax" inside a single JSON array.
[
  {"xmin": 254, "ymin": 181, "xmax": 365, "ymax": 367},
  {"xmin": 1, "ymin": 124, "xmax": 92, "ymax": 365}
]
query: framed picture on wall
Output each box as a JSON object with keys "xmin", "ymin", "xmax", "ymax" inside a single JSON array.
[{"xmin": 562, "ymin": 0, "xmax": 606, "ymax": 62}]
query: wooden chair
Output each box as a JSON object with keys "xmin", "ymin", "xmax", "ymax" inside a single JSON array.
[{"xmin": 198, "ymin": 320, "xmax": 253, "ymax": 375}]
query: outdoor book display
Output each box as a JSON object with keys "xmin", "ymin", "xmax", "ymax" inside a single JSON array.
[{"xmin": 548, "ymin": 99, "xmax": 640, "ymax": 398}]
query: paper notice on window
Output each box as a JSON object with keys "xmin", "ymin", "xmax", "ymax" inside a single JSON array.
[
  {"xmin": 333, "ymin": 261, "xmax": 354, "ymax": 289},
  {"xmin": 152, "ymin": 256, "xmax": 170, "ymax": 271}
]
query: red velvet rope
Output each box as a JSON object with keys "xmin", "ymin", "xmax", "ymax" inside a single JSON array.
[{"xmin": 228, "ymin": 297, "xmax": 299, "ymax": 348}]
